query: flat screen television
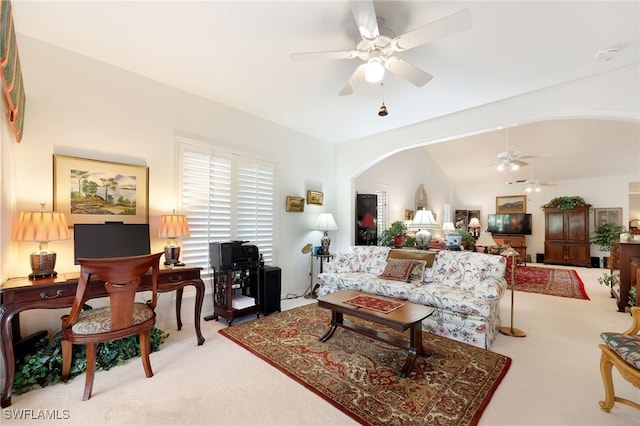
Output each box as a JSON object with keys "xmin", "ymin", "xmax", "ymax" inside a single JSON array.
[
  {"xmin": 487, "ymin": 213, "xmax": 532, "ymax": 235},
  {"xmin": 74, "ymin": 222, "xmax": 151, "ymax": 264}
]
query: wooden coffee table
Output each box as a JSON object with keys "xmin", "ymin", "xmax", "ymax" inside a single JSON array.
[{"xmin": 317, "ymin": 290, "xmax": 435, "ymax": 378}]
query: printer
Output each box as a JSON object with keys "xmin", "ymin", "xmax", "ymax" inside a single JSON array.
[{"xmin": 209, "ymin": 241, "xmax": 259, "ymax": 270}]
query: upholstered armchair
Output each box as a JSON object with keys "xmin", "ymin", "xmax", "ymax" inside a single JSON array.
[{"xmin": 599, "ymin": 306, "xmax": 640, "ymax": 412}]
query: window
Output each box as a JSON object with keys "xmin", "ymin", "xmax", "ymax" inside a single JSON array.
[
  {"xmin": 374, "ymin": 186, "xmax": 388, "ymax": 240},
  {"xmin": 178, "ymin": 139, "xmax": 275, "ymax": 280}
]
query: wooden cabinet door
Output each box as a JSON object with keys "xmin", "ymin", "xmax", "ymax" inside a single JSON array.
[
  {"xmin": 546, "ymin": 211, "xmax": 565, "ymax": 240},
  {"xmin": 545, "ymin": 242, "xmax": 566, "ymax": 261},
  {"xmin": 566, "ymin": 210, "xmax": 588, "ymax": 241},
  {"xmin": 566, "ymin": 244, "xmax": 590, "ymax": 264}
]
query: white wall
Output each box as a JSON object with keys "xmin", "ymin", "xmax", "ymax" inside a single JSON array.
[
  {"xmin": 355, "ymin": 146, "xmax": 454, "ymax": 241},
  {"xmin": 5, "ymin": 36, "xmax": 336, "ymax": 334},
  {"xmin": 335, "ymin": 65, "xmax": 640, "ymax": 252}
]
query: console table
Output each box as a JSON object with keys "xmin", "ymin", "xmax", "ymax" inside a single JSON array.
[
  {"xmin": 0, "ymin": 266, "xmax": 205, "ymax": 407},
  {"xmin": 611, "ymin": 242, "xmax": 640, "ymax": 312}
]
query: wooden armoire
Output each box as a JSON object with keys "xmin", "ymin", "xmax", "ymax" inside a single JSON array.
[{"xmin": 543, "ymin": 205, "xmax": 592, "ymax": 267}]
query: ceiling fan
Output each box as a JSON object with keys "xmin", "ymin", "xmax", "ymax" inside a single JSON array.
[
  {"xmin": 515, "ymin": 179, "xmax": 558, "ymax": 193},
  {"xmin": 492, "ymin": 128, "xmax": 537, "ymax": 172},
  {"xmin": 291, "ymin": 1, "xmax": 472, "ymax": 95}
]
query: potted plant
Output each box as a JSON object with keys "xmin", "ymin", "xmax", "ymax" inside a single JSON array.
[
  {"xmin": 597, "ymin": 272, "xmax": 618, "ymax": 287},
  {"xmin": 592, "ymin": 223, "xmax": 627, "ymax": 268},
  {"xmin": 541, "ymin": 196, "xmax": 589, "ymax": 210},
  {"xmin": 457, "ymin": 228, "xmax": 476, "ymax": 251},
  {"xmin": 379, "ymin": 220, "xmax": 407, "ymax": 247}
]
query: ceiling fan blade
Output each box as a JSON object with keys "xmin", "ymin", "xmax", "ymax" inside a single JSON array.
[
  {"xmin": 384, "ymin": 56, "xmax": 433, "ymax": 87},
  {"xmin": 512, "ymin": 160, "xmax": 529, "ymax": 167},
  {"xmin": 291, "ymin": 50, "xmax": 360, "ymax": 61},
  {"xmin": 339, "ymin": 64, "xmax": 366, "ymax": 96},
  {"xmin": 350, "ymin": 0, "xmax": 379, "ymax": 41},
  {"xmin": 391, "ymin": 8, "xmax": 472, "ymax": 51}
]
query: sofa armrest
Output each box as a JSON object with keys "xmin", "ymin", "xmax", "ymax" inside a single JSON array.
[{"xmin": 472, "ymin": 276, "xmax": 508, "ymax": 299}]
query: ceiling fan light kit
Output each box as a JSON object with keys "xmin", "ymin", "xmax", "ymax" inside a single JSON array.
[
  {"xmin": 364, "ymin": 58, "xmax": 385, "ymax": 83},
  {"xmin": 291, "ymin": 1, "xmax": 472, "ymax": 95}
]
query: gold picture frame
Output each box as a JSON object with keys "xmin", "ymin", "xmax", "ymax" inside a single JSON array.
[
  {"xmin": 496, "ymin": 195, "xmax": 526, "ymax": 214},
  {"xmin": 53, "ymin": 154, "xmax": 149, "ymax": 225},
  {"xmin": 594, "ymin": 208, "xmax": 623, "ymax": 228},
  {"xmin": 306, "ymin": 190, "xmax": 324, "ymax": 205},
  {"xmin": 286, "ymin": 196, "xmax": 305, "ymax": 212}
]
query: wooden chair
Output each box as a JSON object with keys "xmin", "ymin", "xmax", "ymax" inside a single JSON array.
[
  {"xmin": 599, "ymin": 306, "xmax": 640, "ymax": 412},
  {"xmin": 60, "ymin": 252, "xmax": 163, "ymax": 401}
]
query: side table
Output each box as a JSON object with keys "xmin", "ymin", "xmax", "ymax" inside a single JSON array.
[{"xmin": 305, "ymin": 253, "xmax": 334, "ymax": 299}]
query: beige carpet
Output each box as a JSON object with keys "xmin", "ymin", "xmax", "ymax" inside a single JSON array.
[{"xmin": 3, "ymin": 264, "xmax": 639, "ymax": 425}]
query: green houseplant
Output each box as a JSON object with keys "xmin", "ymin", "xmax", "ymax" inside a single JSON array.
[
  {"xmin": 379, "ymin": 220, "xmax": 407, "ymax": 247},
  {"xmin": 457, "ymin": 228, "xmax": 476, "ymax": 251},
  {"xmin": 14, "ymin": 326, "xmax": 169, "ymax": 395},
  {"xmin": 541, "ymin": 196, "xmax": 589, "ymax": 210},
  {"xmin": 592, "ymin": 223, "xmax": 626, "ymax": 268}
]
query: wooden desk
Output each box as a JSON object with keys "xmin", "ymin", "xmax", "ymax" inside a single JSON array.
[{"xmin": 0, "ymin": 266, "xmax": 205, "ymax": 407}]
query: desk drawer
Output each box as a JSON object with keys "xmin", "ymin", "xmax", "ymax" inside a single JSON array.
[
  {"xmin": 158, "ymin": 269, "xmax": 201, "ymax": 285},
  {"xmin": 3, "ymin": 286, "xmax": 76, "ymax": 305}
]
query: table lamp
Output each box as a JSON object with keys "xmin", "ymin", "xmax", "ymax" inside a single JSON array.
[
  {"xmin": 14, "ymin": 205, "xmax": 70, "ymax": 279},
  {"xmin": 316, "ymin": 213, "xmax": 337, "ymax": 255},
  {"xmin": 411, "ymin": 208, "xmax": 439, "ymax": 249},
  {"xmin": 500, "ymin": 247, "xmax": 526, "ymax": 337},
  {"xmin": 476, "ymin": 231, "xmax": 497, "ymax": 253},
  {"xmin": 468, "ymin": 217, "xmax": 481, "ymax": 238},
  {"xmin": 158, "ymin": 211, "xmax": 190, "ymax": 266}
]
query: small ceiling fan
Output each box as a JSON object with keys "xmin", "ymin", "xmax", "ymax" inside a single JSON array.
[
  {"xmin": 515, "ymin": 179, "xmax": 558, "ymax": 193},
  {"xmin": 491, "ymin": 128, "xmax": 538, "ymax": 172},
  {"xmin": 291, "ymin": 1, "xmax": 472, "ymax": 95}
]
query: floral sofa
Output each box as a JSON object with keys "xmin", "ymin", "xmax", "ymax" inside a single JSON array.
[{"xmin": 317, "ymin": 246, "xmax": 508, "ymax": 349}]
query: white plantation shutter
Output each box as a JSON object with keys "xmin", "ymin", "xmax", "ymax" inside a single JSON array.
[
  {"xmin": 375, "ymin": 186, "xmax": 388, "ymax": 243},
  {"xmin": 178, "ymin": 140, "xmax": 275, "ymax": 280}
]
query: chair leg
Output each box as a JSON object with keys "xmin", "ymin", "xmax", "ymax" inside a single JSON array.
[
  {"xmin": 83, "ymin": 343, "xmax": 97, "ymax": 401},
  {"xmin": 140, "ymin": 330, "xmax": 154, "ymax": 378},
  {"xmin": 599, "ymin": 348, "xmax": 615, "ymax": 412},
  {"xmin": 61, "ymin": 339, "xmax": 72, "ymax": 381}
]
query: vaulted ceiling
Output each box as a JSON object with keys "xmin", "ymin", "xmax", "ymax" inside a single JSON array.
[{"xmin": 11, "ymin": 1, "xmax": 640, "ymax": 186}]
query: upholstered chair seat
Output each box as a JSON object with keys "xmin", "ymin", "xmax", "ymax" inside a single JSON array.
[
  {"xmin": 599, "ymin": 306, "xmax": 640, "ymax": 412},
  {"xmin": 71, "ymin": 303, "xmax": 154, "ymax": 335}
]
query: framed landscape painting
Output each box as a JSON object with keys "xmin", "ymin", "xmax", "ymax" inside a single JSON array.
[
  {"xmin": 496, "ymin": 195, "xmax": 526, "ymax": 214},
  {"xmin": 594, "ymin": 208, "xmax": 622, "ymax": 228},
  {"xmin": 53, "ymin": 155, "xmax": 149, "ymax": 225}
]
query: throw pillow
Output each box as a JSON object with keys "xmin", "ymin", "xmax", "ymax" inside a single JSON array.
[
  {"xmin": 408, "ymin": 260, "xmax": 427, "ymax": 283},
  {"xmin": 379, "ymin": 258, "xmax": 414, "ymax": 282}
]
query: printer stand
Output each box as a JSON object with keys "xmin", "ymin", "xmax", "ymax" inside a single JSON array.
[{"xmin": 207, "ymin": 267, "xmax": 261, "ymax": 325}]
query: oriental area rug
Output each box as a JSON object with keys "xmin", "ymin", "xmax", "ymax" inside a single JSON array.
[
  {"xmin": 508, "ymin": 265, "xmax": 589, "ymax": 300},
  {"xmin": 220, "ymin": 303, "xmax": 511, "ymax": 426}
]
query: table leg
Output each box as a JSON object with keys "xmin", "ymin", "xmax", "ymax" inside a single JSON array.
[
  {"xmin": 399, "ymin": 322, "xmax": 430, "ymax": 378},
  {"xmin": 1, "ymin": 308, "xmax": 16, "ymax": 407},
  {"xmin": 319, "ymin": 311, "xmax": 342, "ymax": 342},
  {"xmin": 175, "ymin": 287, "xmax": 184, "ymax": 331}
]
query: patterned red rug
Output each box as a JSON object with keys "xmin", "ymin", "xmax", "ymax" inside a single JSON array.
[
  {"xmin": 507, "ymin": 265, "xmax": 589, "ymax": 300},
  {"xmin": 220, "ymin": 304, "xmax": 511, "ymax": 426}
]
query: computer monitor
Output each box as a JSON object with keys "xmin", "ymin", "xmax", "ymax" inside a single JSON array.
[{"xmin": 73, "ymin": 222, "xmax": 151, "ymax": 264}]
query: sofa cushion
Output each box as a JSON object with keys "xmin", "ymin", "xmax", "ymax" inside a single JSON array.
[
  {"xmin": 327, "ymin": 252, "xmax": 360, "ymax": 273},
  {"xmin": 379, "ymin": 258, "xmax": 414, "ymax": 282},
  {"xmin": 408, "ymin": 260, "xmax": 427, "ymax": 283},
  {"xmin": 351, "ymin": 246, "xmax": 390, "ymax": 275},
  {"xmin": 430, "ymin": 250, "xmax": 505, "ymax": 290}
]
